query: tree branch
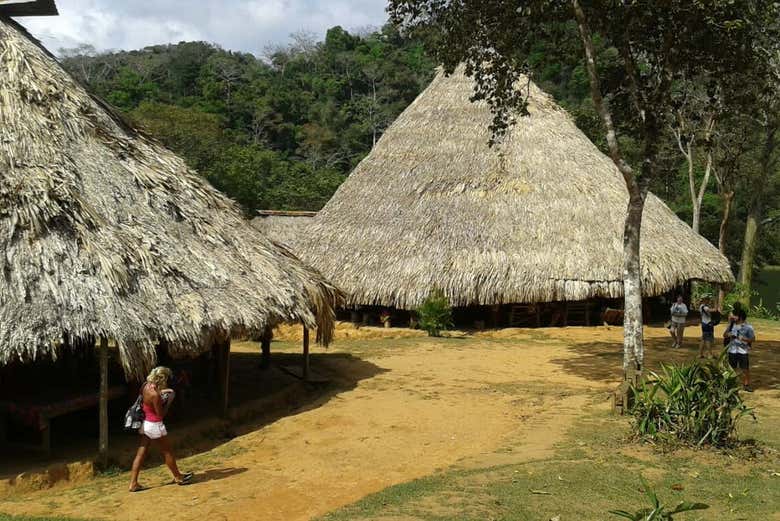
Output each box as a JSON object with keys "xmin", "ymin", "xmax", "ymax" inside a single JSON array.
[{"xmin": 571, "ymin": 0, "xmax": 638, "ymax": 195}]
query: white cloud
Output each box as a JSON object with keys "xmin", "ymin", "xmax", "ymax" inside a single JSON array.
[{"xmin": 18, "ymin": 0, "xmax": 388, "ymax": 55}]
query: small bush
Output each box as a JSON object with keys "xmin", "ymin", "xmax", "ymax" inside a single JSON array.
[
  {"xmin": 751, "ymin": 299, "xmax": 778, "ymax": 321},
  {"xmin": 416, "ymin": 289, "xmax": 453, "ymax": 337},
  {"xmin": 722, "ymin": 283, "xmax": 754, "ymax": 312},
  {"xmin": 610, "ymin": 480, "xmax": 708, "ymax": 520},
  {"xmin": 690, "ymin": 282, "xmax": 715, "ymax": 305},
  {"xmin": 630, "ymin": 357, "xmax": 754, "ymax": 447}
]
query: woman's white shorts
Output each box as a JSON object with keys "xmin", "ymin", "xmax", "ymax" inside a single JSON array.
[{"xmin": 140, "ymin": 420, "xmax": 168, "ymax": 439}]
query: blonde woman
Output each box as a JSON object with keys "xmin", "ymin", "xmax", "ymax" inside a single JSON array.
[{"xmin": 128, "ymin": 366, "xmax": 192, "ymax": 492}]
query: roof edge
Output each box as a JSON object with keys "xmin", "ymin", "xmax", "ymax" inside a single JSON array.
[
  {"xmin": 0, "ymin": 0, "xmax": 58, "ymax": 17},
  {"xmin": 257, "ymin": 210, "xmax": 317, "ymax": 217}
]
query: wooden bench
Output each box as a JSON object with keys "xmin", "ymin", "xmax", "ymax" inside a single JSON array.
[{"xmin": 0, "ymin": 385, "xmax": 127, "ymax": 455}]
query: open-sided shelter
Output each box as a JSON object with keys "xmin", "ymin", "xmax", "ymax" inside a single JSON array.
[
  {"xmin": 0, "ymin": 5, "xmax": 340, "ymax": 458},
  {"xmin": 278, "ymin": 68, "xmax": 733, "ymax": 321}
]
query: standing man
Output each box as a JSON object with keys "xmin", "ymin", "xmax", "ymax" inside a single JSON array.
[
  {"xmin": 699, "ymin": 295, "xmax": 715, "ymax": 358},
  {"xmin": 726, "ymin": 308, "xmax": 755, "ymax": 392},
  {"xmin": 670, "ymin": 295, "xmax": 689, "ymax": 349}
]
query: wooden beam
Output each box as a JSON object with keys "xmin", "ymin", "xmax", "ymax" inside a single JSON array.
[
  {"xmin": 260, "ymin": 327, "xmax": 272, "ymax": 370},
  {"xmin": 302, "ymin": 326, "xmax": 310, "ymax": 382},
  {"xmin": 491, "ymin": 304, "xmax": 500, "ymax": 328},
  {"xmin": 216, "ymin": 339, "xmax": 231, "ymax": 417},
  {"xmin": 98, "ymin": 337, "xmax": 109, "ymax": 468},
  {"xmin": 535, "ymin": 306, "xmax": 541, "ymax": 328}
]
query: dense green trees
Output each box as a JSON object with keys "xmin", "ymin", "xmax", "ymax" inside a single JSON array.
[{"xmin": 61, "ymin": 25, "xmax": 435, "ymax": 214}]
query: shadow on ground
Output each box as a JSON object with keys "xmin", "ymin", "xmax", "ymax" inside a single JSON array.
[
  {"xmin": 552, "ymin": 335, "xmax": 780, "ymax": 390},
  {"xmin": 0, "ymin": 349, "xmax": 385, "ymax": 482}
]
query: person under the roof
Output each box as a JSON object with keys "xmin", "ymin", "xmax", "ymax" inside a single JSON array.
[{"xmin": 669, "ymin": 295, "xmax": 689, "ymax": 349}]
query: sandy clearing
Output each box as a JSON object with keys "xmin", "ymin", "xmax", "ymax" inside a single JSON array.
[{"xmin": 2, "ymin": 322, "xmax": 777, "ymax": 521}]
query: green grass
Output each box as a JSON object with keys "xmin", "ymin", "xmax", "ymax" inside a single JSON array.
[{"xmin": 319, "ymin": 405, "xmax": 780, "ymax": 521}]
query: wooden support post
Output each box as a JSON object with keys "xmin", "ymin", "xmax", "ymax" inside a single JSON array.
[
  {"xmin": 535, "ymin": 306, "xmax": 541, "ymax": 328},
  {"xmin": 41, "ymin": 420, "xmax": 52, "ymax": 455},
  {"xmin": 563, "ymin": 302, "xmax": 569, "ymax": 327},
  {"xmin": 215, "ymin": 339, "xmax": 231, "ymax": 417},
  {"xmin": 302, "ymin": 326, "xmax": 310, "ymax": 382},
  {"xmin": 98, "ymin": 337, "xmax": 109, "ymax": 468},
  {"xmin": 260, "ymin": 327, "xmax": 272, "ymax": 370},
  {"xmin": 585, "ymin": 302, "xmax": 591, "ymax": 326}
]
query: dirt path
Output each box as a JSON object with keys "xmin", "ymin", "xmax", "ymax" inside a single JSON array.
[{"xmin": 2, "ymin": 323, "xmax": 777, "ymax": 521}]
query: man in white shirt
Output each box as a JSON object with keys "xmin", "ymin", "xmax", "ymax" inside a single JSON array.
[
  {"xmin": 726, "ymin": 308, "xmax": 756, "ymax": 392},
  {"xmin": 670, "ymin": 295, "xmax": 689, "ymax": 349}
]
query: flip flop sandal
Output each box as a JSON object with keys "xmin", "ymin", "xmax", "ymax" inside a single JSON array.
[
  {"xmin": 129, "ymin": 485, "xmax": 147, "ymax": 493},
  {"xmin": 176, "ymin": 472, "xmax": 194, "ymax": 485}
]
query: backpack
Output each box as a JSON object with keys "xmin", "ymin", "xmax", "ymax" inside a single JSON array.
[
  {"xmin": 710, "ymin": 310, "xmax": 721, "ymax": 326},
  {"xmin": 123, "ymin": 392, "xmax": 145, "ymax": 431}
]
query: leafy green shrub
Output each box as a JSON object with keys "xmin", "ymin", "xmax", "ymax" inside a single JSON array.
[
  {"xmin": 690, "ymin": 282, "xmax": 715, "ymax": 306},
  {"xmin": 416, "ymin": 289, "xmax": 453, "ymax": 337},
  {"xmin": 610, "ymin": 480, "xmax": 708, "ymax": 520},
  {"xmin": 630, "ymin": 357, "xmax": 754, "ymax": 447},
  {"xmin": 722, "ymin": 283, "xmax": 755, "ymax": 313},
  {"xmin": 751, "ymin": 299, "xmax": 778, "ymax": 321}
]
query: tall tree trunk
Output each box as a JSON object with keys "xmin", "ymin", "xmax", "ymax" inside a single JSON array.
[
  {"xmin": 717, "ymin": 190, "xmax": 734, "ymax": 308},
  {"xmin": 573, "ymin": 0, "xmax": 645, "ymax": 373},
  {"xmin": 692, "ymin": 149, "xmax": 713, "ymax": 235},
  {"xmin": 737, "ymin": 121, "xmax": 777, "ymax": 305},
  {"xmin": 737, "ymin": 207, "xmax": 760, "ymax": 305},
  {"xmin": 623, "ymin": 192, "xmax": 648, "ymax": 371}
]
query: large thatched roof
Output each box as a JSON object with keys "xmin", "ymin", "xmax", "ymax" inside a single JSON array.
[
  {"xmin": 283, "ymin": 68, "xmax": 734, "ymax": 310},
  {"xmin": 0, "ymin": 17, "xmax": 340, "ymax": 378}
]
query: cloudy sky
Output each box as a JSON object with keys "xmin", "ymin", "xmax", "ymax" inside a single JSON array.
[{"xmin": 21, "ymin": 0, "xmax": 389, "ymax": 55}]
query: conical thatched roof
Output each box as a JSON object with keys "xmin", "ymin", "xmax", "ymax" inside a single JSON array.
[
  {"xmin": 0, "ymin": 17, "xmax": 340, "ymax": 378},
  {"xmin": 283, "ymin": 68, "xmax": 733, "ymax": 310}
]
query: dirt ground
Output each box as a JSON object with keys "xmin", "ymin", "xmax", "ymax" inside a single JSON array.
[{"xmin": 1, "ymin": 321, "xmax": 778, "ymax": 521}]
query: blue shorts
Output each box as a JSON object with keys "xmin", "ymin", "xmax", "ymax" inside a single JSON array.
[
  {"xmin": 728, "ymin": 352, "xmax": 749, "ymax": 370},
  {"xmin": 701, "ymin": 323, "xmax": 715, "ymax": 341}
]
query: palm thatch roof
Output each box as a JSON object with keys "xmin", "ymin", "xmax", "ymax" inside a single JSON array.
[
  {"xmin": 282, "ymin": 68, "xmax": 733, "ymax": 310},
  {"xmin": 252, "ymin": 211, "xmax": 316, "ymax": 246},
  {"xmin": 0, "ymin": 17, "xmax": 340, "ymax": 378}
]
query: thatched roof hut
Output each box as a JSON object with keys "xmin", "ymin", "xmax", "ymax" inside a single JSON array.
[
  {"xmin": 283, "ymin": 68, "xmax": 733, "ymax": 310},
  {"xmin": 252, "ymin": 210, "xmax": 316, "ymax": 246},
  {"xmin": 0, "ymin": 16, "xmax": 340, "ymax": 379}
]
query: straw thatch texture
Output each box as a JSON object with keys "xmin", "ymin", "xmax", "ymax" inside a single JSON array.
[
  {"xmin": 252, "ymin": 211, "xmax": 315, "ymax": 247},
  {"xmin": 284, "ymin": 68, "xmax": 733, "ymax": 310},
  {"xmin": 0, "ymin": 18, "xmax": 340, "ymax": 378}
]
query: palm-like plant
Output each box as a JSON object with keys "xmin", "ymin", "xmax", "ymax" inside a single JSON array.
[{"xmin": 610, "ymin": 480, "xmax": 708, "ymax": 520}]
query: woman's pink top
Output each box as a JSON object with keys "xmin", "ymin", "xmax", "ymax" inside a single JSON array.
[{"xmin": 142, "ymin": 383, "xmax": 164, "ymax": 422}]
